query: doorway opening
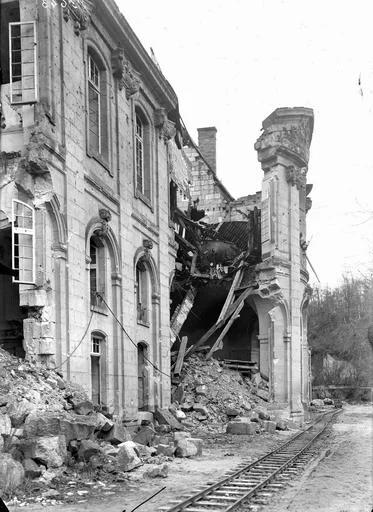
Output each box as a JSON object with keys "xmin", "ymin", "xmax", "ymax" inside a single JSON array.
[{"xmin": 137, "ymin": 342, "xmax": 148, "ymax": 410}]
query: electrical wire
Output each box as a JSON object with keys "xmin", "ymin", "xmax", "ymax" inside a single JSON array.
[
  {"xmin": 96, "ymin": 293, "xmax": 171, "ymax": 379},
  {"xmin": 54, "ymin": 309, "xmax": 94, "ymax": 370}
]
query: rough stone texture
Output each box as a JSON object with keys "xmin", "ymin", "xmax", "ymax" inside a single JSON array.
[
  {"xmin": 23, "ymin": 458, "xmax": 43, "ymax": 478},
  {"xmin": 72, "ymin": 400, "xmax": 93, "ymax": 416},
  {"xmin": 95, "ymin": 412, "xmax": 114, "ymax": 432},
  {"xmin": 0, "ymin": 434, "xmax": 4, "ymax": 452},
  {"xmin": 24, "ymin": 413, "xmax": 96, "ymax": 442},
  {"xmin": 276, "ymin": 420, "xmax": 288, "ymax": 431},
  {"xmin": 0, "ymin": 413, "xmax": 11, "ymax": 435},
  {"xmin": 255, "ymin": 406, "xmax": 270, "ymax": 420},
  {"xmin": 192, "ymin": 404, "xmax": 209, "ymax": 416},
  {"xmin": 137, "ymin": 412, "xmax": 154, "ymax": 425},
  {"xmin": 135, "ymin": 444, "xmax": 156, "ymax": 460},
  {"xmin": 117, "ymin": 441, "xmax": 142, "ymax": 471},
  {"xmin": 263, "ymin": 420, "xmax": 277, "ymax": 433},
  {"xmin": 226, "ymin": 407, "xmax": 240, "ymax": 417},
  {"xmin": 77, "ymin": 439, "xmax": 102, "ymax": 461},
  {"xmin": 226, "ymin": 419, "xmax": 257, "ymax": 435},
  {"xmin": 174, "ymin": 438, "xmax": 198, "ymax": 457},
  {"xmin": 180, "ymin": 402, "xmax": 193, "ymax": 412},
  {"xmin": 310, "ymin": 399, "xmax": 325, "ymax": 407},
  {"xmin": 133, "ymin": 425, "xmax": 156, "ymax": 446},
  {"xmin": 154, "ymin": 408, "xmax": 183, "ymax": 430},
  {"xmin": 173, "ymin": 431, "xmax": 191, "ymax": 442},
  {"xmin": 156, "ymin": 443, "xmax": 175, "ymax": 457},
  {"xmin": 256, "ymin": 388, "xmax": 270, "ymax": 401},
  {"xmin": 0, "ymin": 453, "xmax": 24, "ymax": 494},
  {"xmin": 187, "ymin": 438, "xmax": 203, "ymax": 456},
  {"xmin": 21, "ymin": 435, "xmax": 67, "ymax": 468},
  {"xmin": 195, "ymin": 385, "xmax": 207, "ymax": 396},
  {"xmin": 7, "ymin": 399, "xmax": 37, "ymax": 427},
  {"xmin": 101, "ymin": 422, "xmax": 131, "ymax": 445},
  {"xmin": 144, "ymin": 463, "xmax": 168, "ymax": 478}
]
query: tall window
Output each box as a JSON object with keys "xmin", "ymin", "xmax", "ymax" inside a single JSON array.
[
  {"xmin": 89, "ymin": 236, "xmax": 105, "ymax": 308},
  {"xmin": 135, "ymin": 113, "xmax": 144, "ymax": 194},
  {"xmin": 136, "ymin": 260, "xmax": 149, "ymax": 324},
  {"xmin": 135, "ymin": 109, "xmax": 151, "ymax": 202},
  {"xmin": 91, "ymin": 333, "xmax": 105, "ymax": 405},
  {"xmin": 9, "ymin": 21, "xmax": 37, "ymax": 104},
  {"xmin": 12, "ymin": 200, "xmax": 35, "ymax": 284},
  {"xmin": 87, "ymin": 51, "xmax": 108, "ymax": 162}
]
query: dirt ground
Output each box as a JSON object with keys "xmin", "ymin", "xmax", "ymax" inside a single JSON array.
[
  {"xmin": 7, "ymin": 429, "xmax": 295, "ymax": 512},
  {"xmin": 264, "ymin": 404, "xmax": 373, "ymax": 512}
]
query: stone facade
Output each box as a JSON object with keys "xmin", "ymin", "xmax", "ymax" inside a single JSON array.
[{"xmin": 0, "ymin": 0, "xmax": 185, "ymax": 420}]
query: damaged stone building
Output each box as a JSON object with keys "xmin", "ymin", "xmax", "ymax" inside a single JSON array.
[
  {"xmin": 0, "ymin": 0, "xmax": 186, "ymax": 420},
  {"xmin": 0, "ymin": 0, "xmax": 314, "ymax": 423},
  {"xmin": 170, "ymin": 108, "xmax": 314, "ymax": 421}
]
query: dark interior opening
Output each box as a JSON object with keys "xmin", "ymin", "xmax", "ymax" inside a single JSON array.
[
  {"xmin": 0, "ymin": 1, "xmax": 20, "ymax": 85},
  {"xmin": 0, "ymin": 226, "xmax": 26, "ymax": 357}
]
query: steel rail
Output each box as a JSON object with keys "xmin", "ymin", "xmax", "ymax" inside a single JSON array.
[{"xmin": 161, "ymin": 410, "xmax": 340, "ymax": 512}]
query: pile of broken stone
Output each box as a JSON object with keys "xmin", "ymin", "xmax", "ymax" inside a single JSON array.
[
  {"xmin": 0, "ymin": 348, "xmax": 205, "ymax": 501},
  {"xmin": 170, "ymin": 354, "xmax": 285, "ymax": 433}
]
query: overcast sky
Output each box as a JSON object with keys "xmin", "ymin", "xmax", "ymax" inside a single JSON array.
[{"xmin": 118, "ymin": 0, "xmax": 373, "ymax": 288}]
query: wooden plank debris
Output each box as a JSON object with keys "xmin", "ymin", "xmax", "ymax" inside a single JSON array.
[
  {"xmin": 206, "ymin": 301, "xmax": 244, "ymax": 360},
  {"xmin": 185, "ymin": 285, "xmax": 253, "ymax": 359},
  {"xmin": 173, "ymin": 336, "xmax": 188, "ymax": 376}
]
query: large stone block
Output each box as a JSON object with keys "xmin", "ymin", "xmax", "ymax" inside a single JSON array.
[
  {"xmin": 0, "ymin": 414, "xmax": 11, "ymax": 435},
  {"xmin": 0, "ymin": 454, "xmax": 24, "ymax": 494},
  {"xmin": 117, "ymin": 441, "xmax": 142, "ymax": 472},
  {"xmin": 174, "ymin": 438, "xmax": 198, "ymax": 457},
  {"xmin": 7, "ymin": 399, "xmax": 37, "ymax": 427},
  {"xmin": 21, "ymin": 435, "xmax": 67, "ymax": 468},
  {"xmin": 24, "ymin": 413, "xmax": 96, "ymax": 442},
  {"xmin": 226, "ymin": 421, "xmax": 256, "ymax": 435}
]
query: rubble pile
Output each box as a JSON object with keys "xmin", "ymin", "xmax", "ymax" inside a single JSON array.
[
  {"xmin": 170, "ymin": 353, "xmax": 273, "ymax": 431},
  {"xmin": 0, "ymin": 348, "xmax": 204, "ymax": 502}
]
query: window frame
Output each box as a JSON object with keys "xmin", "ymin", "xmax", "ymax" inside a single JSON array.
[
  {"xmin": 11, "ymin": 199, "xmax": 35, "ymax": 285},
  {"xmin": 86, "ymin": 48, "xmax": 110, "ymax": 171},
  {"xmin": 134, "ymin": 107, "xmax": 152, "ymax": 208},
  {"xmin": 9, "ymin": 21, "xmax": 38, "ymax": 105},
  {"xmin": 89, "ymin": 235, "xmax": 107, "ymax": 313},
  {"xmin": 135, "ymin": 260, "xmax": 150, "ymax": 327}
]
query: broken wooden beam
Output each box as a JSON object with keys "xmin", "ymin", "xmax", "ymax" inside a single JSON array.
[
  {"xmin": 206, "ymin": 301, "xmax": 244, "ymax": 360},
  {"xmin": 185, "ymin": 285, "xmax": 253, "ymax": 359},
  {"xmin": 173, "ymin": 336, "xmax": 188, "ymax": 376},
  {"xmin": 217, "ymin": 260, "xmax": 244, "ymax": 323}
]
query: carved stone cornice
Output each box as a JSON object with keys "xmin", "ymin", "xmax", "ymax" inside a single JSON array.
[
  {"xmin": 154, "ymin": 108, "xmax": 177, "ymax": 141},
  {"xmin": 111, "ymin": 48, "xmax": 141, "ymax": 99},
  {"xmin": 255, "ymin": 107, "xmax": 314, "ymax": 168},
  {"xmin": 63, "ymin": 0, "xmax": 93, "ymax": 35},
  {"xmin": 286, "ymin": 165, "xmax": 307, "ymax": 190}
]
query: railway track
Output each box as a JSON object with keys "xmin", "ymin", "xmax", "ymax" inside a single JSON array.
[{"xmin": 159, "ymin": 409, "xmax": 340, "ymax": 512}]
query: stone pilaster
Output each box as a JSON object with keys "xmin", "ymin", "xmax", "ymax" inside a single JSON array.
[{"xmin": 255, "ymin": 107, "xmax": 314, "ymax": 419}]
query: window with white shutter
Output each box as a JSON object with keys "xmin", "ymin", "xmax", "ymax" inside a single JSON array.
[
  {"xmin": 12, "ymin": 200, "xmax": 35, "ymax": 284},
  {"xmin": 9, "ymin": 21, "xmax": 37, "ymax": 104}
]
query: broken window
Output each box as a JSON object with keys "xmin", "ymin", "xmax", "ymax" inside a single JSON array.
[
  {"xmin": 135, "ymin": 108, "xmax": 151, "ymax": 202},
  {"xmin": 136, "ymin": 260, "xmax": 149, "ymax": 324},
  {"xmin": 12, "ymin": 199, "xmax": 34, "ymax": 284},
  {"xmin": 87, "ymin": 51, "xmax": 108, "ymax": 163},
  {"xmin": 9, "ymin": 21, "xmax": 37, "ymax": 104}
]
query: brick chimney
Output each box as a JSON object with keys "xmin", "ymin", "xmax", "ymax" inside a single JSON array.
[{"xmin": 197, "ymin": 127, "xmax": 217, "ymax": 174}]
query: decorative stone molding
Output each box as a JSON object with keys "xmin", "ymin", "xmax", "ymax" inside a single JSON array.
[
  {"xmin": 63, "ymin": 0, "xmax": 93, "ymax": 35},
  {"xmin": 286, "ymin": 165, "xmax": 307, "ymax": 190},
  {"xmin": 255, "ymin": 107, "xmax": 314, "ymax": 167},
  {"xmin": 142, "ymin": 239, "xmax": 153, "ymax": 262},
  {"xmin": 305, "ymin": 196, "xmax": 312, "ymax": 213},
  {"xmin": 154, "ymin": 108, "xmax": 177, "ymax": 141},
  {"xmin": 96, "ymin": 208, "xmax": 111, "ymax": 237},
  {"xmin": 111, "ymin": 48, "xmax": 141, "ymax": 99}
]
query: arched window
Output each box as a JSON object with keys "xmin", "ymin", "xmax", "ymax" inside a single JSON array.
[
  {"xmin": 91, "ymin": 332, "xmax": 106, "ymax": 405},
  {"xmin": 87, "ymin": 51, "xmax": 108, "ymax": 162},
  {"xmin": 135, "ymin": 109, "xmax": 151, "ymax": 202},
  {"xmin": 135, "ymin": 259, "xmax": 149, "ymax": 325},
  {"xmin": 89, "ymin": 235, "xmax": 106, "ymax": 308}
]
